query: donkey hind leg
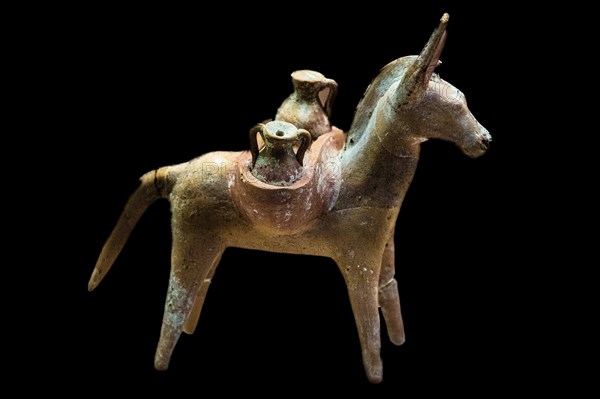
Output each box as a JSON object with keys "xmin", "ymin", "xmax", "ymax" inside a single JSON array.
[
  {"xmin": 337, "ymin": 255, "xmax": 384, "ymax": 384},
  {"xmin": 154, "ymin": 236, "xmax": 224, "ymax": 370},
  {"xmin": 378, "ymin": 230, "xmax": 405, "ymax": 345},
  {"xmin": 182, "ymin": 252, "xmax": 223, "ymax": 335}
]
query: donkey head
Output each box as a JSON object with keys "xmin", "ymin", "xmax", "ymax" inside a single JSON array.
[{"xmin": 395, "ymin": 13, "xmax": 491, "ymax": 158}]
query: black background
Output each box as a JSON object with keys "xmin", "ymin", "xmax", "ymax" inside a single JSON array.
[{"xmin": 16, "ymin": 1, "xmax": 567, "ymax": 395}]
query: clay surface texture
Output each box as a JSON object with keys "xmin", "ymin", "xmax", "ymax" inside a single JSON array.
[{"xmin": 90, "ymin": 13, "xmax": 491, "ymax": 383}]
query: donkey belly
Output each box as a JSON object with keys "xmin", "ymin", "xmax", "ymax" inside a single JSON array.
[{"xmin": 224, "ymin": 206, "xmax": 398, "ymax": 260}]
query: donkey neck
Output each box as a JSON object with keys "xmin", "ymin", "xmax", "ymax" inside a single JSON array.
[
  {"xmin": 347, "ymin": 56, "xmax": 415, "ymax": 146},
  {"xmin": 334, "ymin": 89, "xmax": 422, "ymax": 211}
]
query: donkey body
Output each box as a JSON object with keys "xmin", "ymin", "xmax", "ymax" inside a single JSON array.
[{"xmin": 89, "ymin": 14, "xmax": 491, "ymax": 383}]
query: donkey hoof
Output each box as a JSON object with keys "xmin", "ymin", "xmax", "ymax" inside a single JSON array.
[
  {"xmin": 391, "ymin": 333, "xmax": 405, "ymax": 346},
  {"xmin": 367, "ymin": 368, "xmax": 383, "ymax": 384},
  {"xmin": 364, "ymin": 356, "xmax": 383, "ymax": 384},
  {"xmin": 154, "ymin": 353, "xmax": 170, "ymax": 371}
]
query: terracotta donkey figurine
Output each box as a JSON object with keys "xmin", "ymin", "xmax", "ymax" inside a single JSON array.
[{"xmin": 89, "ymin": 13, "xmax": 491, "ymax": 383}]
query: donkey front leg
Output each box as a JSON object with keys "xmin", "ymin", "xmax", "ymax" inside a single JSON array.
[
  {"xmin": 378, "ymin": 229, "xmax": 405, "ymax": 345},
  {"xmin": 336, "ymin": 254, "xmax": 384, "ymax": 383},
  {"xmin": 154, "ymin": 233, "xmax": 224, "ymax": 370}
]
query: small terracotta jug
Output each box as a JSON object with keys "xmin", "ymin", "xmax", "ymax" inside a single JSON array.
[
  {"xmin": 249, "ymin": 120, "xmax": 312, "ymax": 186},
  {"xmin": 275, "ymin": 70, "xmax": 338, "ymax": 140}
]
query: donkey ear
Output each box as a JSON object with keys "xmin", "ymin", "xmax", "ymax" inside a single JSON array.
[
  {"xmin": 417, "ymin": 13, "xmax": 448, "ymax": 85},
  {"xmin": 423, "ymin": 28, "xmax": 447, "ymax": 84},
  {"xmin": 397, "ymin": 13, "xmax": 449, "ymax": 106}
]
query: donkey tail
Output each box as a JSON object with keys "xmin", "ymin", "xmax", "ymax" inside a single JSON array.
[{"xmin": 88, "ymin": 167, "xmax": 170, "ymax": 291}]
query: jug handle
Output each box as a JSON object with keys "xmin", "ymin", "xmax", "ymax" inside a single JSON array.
[
  {"xmin": 249, "ymin": 123, "xmax": 266, "ymax": 167},
  {"xmin": 295, "ymin": 129, "xmax": 312, "ymax": 166},
  {"xmin": 321, "ymin": 79, "xmax": 338, "ymax": 118}
]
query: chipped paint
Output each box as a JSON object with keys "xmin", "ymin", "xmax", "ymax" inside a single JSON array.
[{"xmin": 164, "ymin": 275, "xmax": 195, "ymax": 329}]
